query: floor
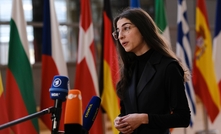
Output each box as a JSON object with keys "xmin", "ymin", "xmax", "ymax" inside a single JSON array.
[
  {"xmin": 172, "ymin": 102, "xmax": 221, "ymax": 134},
  {"xmin": 40, "ymin": 101, "xmax": 221, "ymax": 134}
]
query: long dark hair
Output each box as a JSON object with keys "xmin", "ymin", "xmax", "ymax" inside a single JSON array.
[{"xmin": 114, "ymin": 8, "xmax": 189, "ymax": 99}]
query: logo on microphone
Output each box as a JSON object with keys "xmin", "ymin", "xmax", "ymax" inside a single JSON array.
[
  {"xmin": 67, "ymin": 94, "xmax": 77, "ymax": 99},
  {"xmin": 51, "ymin": 93, "xmax": 60, "ymax": 96},
  {"xmin": 53, "ymin": 78, "xmax": 62, "ymax": 87},
  {"xmin": 84, "ymin": 104, "xmax": 93, "ymax": 118},
  {"xmin": 67, "ymin": 93, "xmax": 82, "ymax": 100}
]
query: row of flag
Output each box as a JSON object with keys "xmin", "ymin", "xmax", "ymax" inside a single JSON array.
[
  {"xmin": 178, "ymin": 0, "xmax": 221, "ymax": 125},
  {"xmin": 0, "ymin": 0, "xmax": 119, "ymax": 133},
  {"xmin": 131, "ymin": 0, "xmax": 221, "ymax": 130},
  {"xmin": 0, "ymin": 0, "xmax": 221, "ymax": 134}
]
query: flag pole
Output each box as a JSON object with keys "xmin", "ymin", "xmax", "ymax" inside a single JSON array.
[
  {"xmin": 195, "ymin": 105, "xmax": 219, "ymax": 134},
  {"xmin": 202, "ymin": 106, "xmax": 208, "ymax": 132}
]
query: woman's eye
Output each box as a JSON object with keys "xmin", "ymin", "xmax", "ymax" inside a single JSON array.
[{"xmin": 124, "ymin": 26, "xmax": 130, "ymax": 31}]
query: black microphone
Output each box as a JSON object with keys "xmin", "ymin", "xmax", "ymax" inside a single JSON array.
[
  {"xmin": 82, "ymin": 96, "xmax": 101, "ymax": 133},
  {"xmin": 49, "ymin": 75, "xmax": 69, "ymax": 134}
]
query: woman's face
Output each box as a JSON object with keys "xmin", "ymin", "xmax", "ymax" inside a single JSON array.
[{"xmin": 116, "ymin": 18, "xmax": 149, "ymax": 56}]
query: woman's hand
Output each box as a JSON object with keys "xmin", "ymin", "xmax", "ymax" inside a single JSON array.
[
  {"xmin": 114, "ymin": 116, "xmax": 133, "ymax": 134},
  {"xmin": 122, "ymin": 113, "xmax": 148, "ymax": 132},
  {"xmin": 114, "ymin": 114, "xmax": 148, "ymax": 134}
]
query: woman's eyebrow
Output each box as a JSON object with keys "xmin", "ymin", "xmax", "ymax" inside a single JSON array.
[
  {"xmin": 117, "ymin": 22, "xmax": 132, "ymax": 29},
  {"xmin": 121, "ymin": 22, "xmax": 132, "ymax": 27}
]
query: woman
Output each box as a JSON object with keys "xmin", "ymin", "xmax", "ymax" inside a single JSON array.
[{"xmin": 113, "ymin": 8, "xmax": 190, "ymax": 134}]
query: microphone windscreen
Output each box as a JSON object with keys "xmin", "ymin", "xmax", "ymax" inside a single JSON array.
[
  {"xmin": 49, "ymin": 75, "xmax": 69, "ymax": 101},
  {"xmin": 64, "ymin": 89, "xmax": 82, "ymax": 134},
  {"xmin": 83, "ymin": 96, "xmax": 101, "ymax": 131}
]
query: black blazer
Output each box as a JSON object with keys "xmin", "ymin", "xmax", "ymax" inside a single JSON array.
[{"xmin": 119, "ymin": 51, "xmax": 190, "ymax": 134}]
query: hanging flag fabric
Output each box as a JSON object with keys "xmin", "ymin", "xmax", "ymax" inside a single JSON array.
[
  {"xmin": 0, "ymin": 72, "xmax": 10, "ymax": 134},
  {"xmin": 100, "ymin": 0, "xmax": 120, "ymax": 134},
  {"xmin": 213, "ymin": 0, "xmax": 221, "ymax": 94},
  {"xmin": 130, "ymin": 0, "xmax": 140, "ymax": 8},
  {"xmin": 176, "ymin": 0, "xmax": 196, "ymax": 127},
  {"xmin": 192, "ymin": 0, "xmax": 221, "ymax": 123},
  {"xmin": 40, "ymin": 0, "xmax": 68, "ymax": 131},
  {"xmin": 155, "ymin": 0, "xmax": 171, "ymax": 46},
  {"xmin": 5, "ymin": 0, "xmax": 39, "ymax": 133},
  {"xmin": 74, "ymin": 0, "xmax": 103, "ymax": 134}
]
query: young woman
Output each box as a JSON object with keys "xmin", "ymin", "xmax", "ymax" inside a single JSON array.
[{"xmin": 113, "ymin": 8, "xmax": 190, "ymax": 134}]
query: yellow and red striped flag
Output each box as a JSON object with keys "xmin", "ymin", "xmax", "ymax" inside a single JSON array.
[
  {"xmin": 100, "ymin": 0, "xmax": 120, "ymax": 134},
  {"xmin": 192, "ymin": 0, "xmax": 221, "ymax": 122}
]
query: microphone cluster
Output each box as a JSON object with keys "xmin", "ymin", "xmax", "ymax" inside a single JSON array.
[
  {"xmin": 50, "ymin": 75, "xmax": 101, "ymax": 134},
  {"xmin": 65, "ymin": 90, "xmax": 101, "ymax": 134},
  {"xmin": 0, "ymin": 75, "xmax": 101, "ymax": 134}
]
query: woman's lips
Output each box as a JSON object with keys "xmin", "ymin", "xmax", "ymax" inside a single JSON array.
[{"xmin": 121, "ymin": 42, "xmax": 128, "ymax": 47}]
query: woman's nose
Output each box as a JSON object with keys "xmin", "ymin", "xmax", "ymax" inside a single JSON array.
[{"xmin": 118, "ymin": 31, "xmax": 125, "ymax": 40}]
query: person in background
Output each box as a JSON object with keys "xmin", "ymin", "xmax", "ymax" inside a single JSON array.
[{"xmin": 112, "ymin": 8, "xmax": 190, "ymax": 134}]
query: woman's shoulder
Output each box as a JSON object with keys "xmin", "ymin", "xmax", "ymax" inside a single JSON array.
[{"xmin": 150, "ymin": 50, "xmax": 177, "ymax": 65}]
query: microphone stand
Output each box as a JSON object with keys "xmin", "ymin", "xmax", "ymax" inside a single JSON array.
[
  {"xmin": 51, "ymin": 100, "xmax": 62, "ymax": 134},
  {"xmin": 0, "ymin": 107, "xmax": 55, "ymax": 130}
]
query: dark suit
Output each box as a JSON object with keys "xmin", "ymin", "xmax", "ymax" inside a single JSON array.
[{"xmin": 119, "ymin": 50, "xmax": 190, "ymax": 134}]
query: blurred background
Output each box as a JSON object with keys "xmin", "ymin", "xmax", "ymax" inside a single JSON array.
[{"xmin": 0, "ymin": 0, "xmax": 221, "ymax": 134}]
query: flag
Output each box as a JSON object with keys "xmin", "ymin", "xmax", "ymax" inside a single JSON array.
[
  {"xmin": 155, "ymin": 0, "xmax": 171, "ymax": 45},
  {"xmin": 176, "ymin": 0, "xmax": 196, "ymax": 127},
  {"xmin": 40, "ymin": 0, "xmax": 68, "ymax": 131},
  {"xmin": 5, "ymin": 0, "xmax": 39, "ymax": 133},
  {"xmin": 100, "ymin": 0, "xmax": 120, "ymax": 134},
  {"xmin": 130, "ymin": 0, "xmax": 140, "ymax": 8},
  {"xmin": 0, "ymin": 72, "xmax": 10, "ymax": 134},
  {"xmin": 213, "ymin": 0, "xmax": 221, "ymax": 94},
  {"xmin": 74, "ymin": 0, "xmax": 103, "ymax": 133},
  {"xmin": 192, "ymin": 0, "xmax": 221, "ymax": 122}
]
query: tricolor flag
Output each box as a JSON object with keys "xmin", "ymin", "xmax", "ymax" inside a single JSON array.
[
  {"xmin": 192, "ymin": 0, "xmax": 221, "ymax": 122},
  {"xmin": 176, "ymin": 0, "xmax": 196, "ymax": 127},
  {"xmin": 74, "ymin": 0, "xmax": 103, "ymax": 134},
  {"xmin": 40, "ymin": 0, "xmax": 68, "ymax": 131},
  {"xmin": 5, "ymin": 0, "xmax": 39, "ymax": 133},
  {"xmin": 130, "ymin": 0, "xmax": 140, "ymax": 8},
  {"xmin": 0, "ymin": 72, "xmax": 10, "ymax": 134},
  {"xmin": 213, "ymin": 0, "xmax": 221, "ymax": 94},
  {"xmin": 155, "ymin": 0, "xmax": 171, "ymax": 46},
  {"xmin": 100, "ymin": 0, "xmax": 120, "ymax": 134}
]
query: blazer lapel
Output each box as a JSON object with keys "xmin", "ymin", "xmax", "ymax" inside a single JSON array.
[
  {"xmin": 136, "ymin": 51, "xmax": 162, "ymax": 96},
  {"xmin": 136, "ymin": 62, "xmax": 155, "ymax": 96},
  {"xmin": 128, "ymin": 65, "xmax": 138, "ymax": 112}
]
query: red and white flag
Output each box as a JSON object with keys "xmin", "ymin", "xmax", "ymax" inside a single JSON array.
[{"xmin": 74, "ymin": 0, "xmax": 103, "ymax": 134}]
